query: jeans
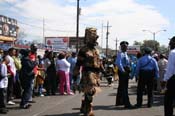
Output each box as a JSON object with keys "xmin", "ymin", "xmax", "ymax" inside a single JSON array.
[
  {"xmin": 38, "ymin": 84, "xmax": 43, "ymax": 95},
  {"xmin": 20, "ymin": 78, "xmax": 33, "ymax": 106},
  {"xmin": 0, "ymin": 88, "xmax": 7, "ymax": 108}
]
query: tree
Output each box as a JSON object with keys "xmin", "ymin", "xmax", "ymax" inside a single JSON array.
[
  {"xmin": 142, "ymin": 40, "xmax": 160, "ymax": 51},
  {"xmin": 158, "ymin": 45, "xmax": 169, "ymax": 54},
  {"xmin": 133, "ymin": 41, "xmax": 142, "ymax": 46}
]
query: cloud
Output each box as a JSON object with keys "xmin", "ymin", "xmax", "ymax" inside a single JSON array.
[
  {"xmin": 1, "ymin": 0, "xmax": 170, "ymax": 49},
  {"xmin": 4, "ymin": 0, "xmax": 18, "ymax": 3},
  {"xmin": 81, "ymin": 0, "xmax": 169, "ymax": 48}
]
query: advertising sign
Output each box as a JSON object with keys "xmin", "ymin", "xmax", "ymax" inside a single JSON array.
[
  {"xmin": 0, "ymin": 42, "xmax": 12, "ymax": 50},
  {"xmin": 127, "ymin": 45, "xmax": 140, "ymax": 51},
  {"xmin": 127, "ymin": 45, "xmax": 140, "ymax": 55},
  {"xmin": 45, "ymin": 37, "xmax": 69, "ymax": 51},
  {"xmin": 0, "ymin": 15, "xmax": 18, "ymax": 38}
]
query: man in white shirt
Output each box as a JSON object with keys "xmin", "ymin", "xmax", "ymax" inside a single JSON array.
[
  {"xmin": 6, "ymin": 48, "xmax": 16, "ymax": 105},
  {"xmin": 163, "ymin": 36, "xmax": 175, "ymax": 116}
]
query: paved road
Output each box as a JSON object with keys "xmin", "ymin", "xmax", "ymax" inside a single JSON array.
[{"xmin": 2, "ymin": 80, "xmax": 166, "ymax": 116}]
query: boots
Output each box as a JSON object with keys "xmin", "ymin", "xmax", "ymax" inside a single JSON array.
[
  {"xmin": 84, "ymin": 102, "xmax": 94, "ymax": 116},
  {"xmin": 80, "ymin": 100, "xmax": 94, "ymax": 116},
  {"xmin": 87, "ymin": 103, "xmax": 94, "ymax": 116},
  {"xmin": 80, "ymin": 99, "xmax": 85, "ymax": 113}
]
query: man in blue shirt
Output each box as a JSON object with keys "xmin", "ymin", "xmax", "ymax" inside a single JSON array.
[
  {"xmin": 115, "ymin": 41, "xmax": 133, "ymax": 109},
  {"xmin": 135, "ymin": 47, "xmax": 159, "ymax": 108}
]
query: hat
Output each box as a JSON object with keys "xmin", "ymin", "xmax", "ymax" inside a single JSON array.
[
  {"xmin": 120, "ymin": 41, "xmax": 129, "ymax": 46},
  {"xmin": 159, "ymin": 54, "xmax": 167, "ymax": 59},
  {"xmin": 144, "ymin": 47, "xmax": 152, "ymax": 54}
]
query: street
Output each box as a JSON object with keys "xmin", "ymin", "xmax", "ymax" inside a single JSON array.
[{"xmin": 3, "ymin": 80, "xmax": 165, "ymax": 116}]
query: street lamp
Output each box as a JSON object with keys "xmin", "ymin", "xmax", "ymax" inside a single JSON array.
[{"xmin": 142, "ymin": 29, "xmax": 166, "ymax": 51}]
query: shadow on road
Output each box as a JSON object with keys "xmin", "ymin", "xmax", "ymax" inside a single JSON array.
[
  {"xmin": 44, "ymin": 112, "xmax": 81, "ymax": 116},
  {"xmin": 93, "ymin": 105, "xmax": 137, "ymax": 111}
]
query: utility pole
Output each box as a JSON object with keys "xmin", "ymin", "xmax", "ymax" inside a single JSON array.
[
  {"xmin": 43, "ymin": 18, "xmax": 45, "ymax": 45},
  {"xmin": 115, "ymin": 37, "xmax": 119, "ymax": 53},
  {"xmin": 101, "ymin": 22, "xmax": 104, "ymax": 48},
  {"xmin": 103, "ymin": 21, "xmax": 111, "ymax": 58},
  {"xmin": 76, "ymin": 0, "xmax": 80, "ymax": 52}
]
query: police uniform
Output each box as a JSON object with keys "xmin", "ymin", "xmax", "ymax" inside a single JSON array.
[
  {"xmin": 115, "ymin": 41, "xmax": 132, "ymax": 108},
  {"xmin": 135, "ymin": 47, "xmax": 159, "ymax": 108}
]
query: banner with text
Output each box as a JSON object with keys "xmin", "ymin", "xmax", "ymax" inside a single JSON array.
[{"xmin": 45, "ymin": 37, "xmax": 69, "ymax": 51}]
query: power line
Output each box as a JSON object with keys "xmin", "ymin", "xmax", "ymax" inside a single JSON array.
[
  {"xmin": 18, "ymin": 21, "xmax": 74, "ymax": 32},
  {"xmin": 18, "ymin": 21, "xmax": 42, "ymax": 29},
  {"xmin": 3, "ymin": 0, "xmax": 95, "ymax": 34},
  {"xmin": 3, "ymin": 1, "xmax": 75, "ymax": 30}
]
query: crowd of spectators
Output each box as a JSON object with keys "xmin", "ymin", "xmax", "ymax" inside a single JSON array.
[
  {"xmin": 0, "ymin": 45, "xmax": 81, "ymax": 114},
  {"xmin": 0, "ymin": 40, "xmax": 172, "ymax": 115}
]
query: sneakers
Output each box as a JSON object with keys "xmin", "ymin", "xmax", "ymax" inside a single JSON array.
[
  {"xmin": 60, "ymin": 92, "xmax": 67, "ymax": 95},
  {"xmin": 67, "ymin": 92, "xmax": 74, "ymax": 95},
  {"xmin": 7, "ymin": 101, "xmax": 15, "ymax": 105},
  {"xmin": 39, "ymin": 94, "xmax": 45, "ymax": 97}
]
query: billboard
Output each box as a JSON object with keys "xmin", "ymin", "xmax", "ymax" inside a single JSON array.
[
  {"xmin": 45, "ymin": 37, "xmax": 69, "ymax": 51},
  {"xmin": 0, "ymin": 15, "xmax": 18, "ymax": 38},
  {"xmin": 0, "ymin": 42, "xmax": 12, "ymax": 50},
  {"xmin": 127, "ymin": 45, "xmax": 140, "ymax": 55}
]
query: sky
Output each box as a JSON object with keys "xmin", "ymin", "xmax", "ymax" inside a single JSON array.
[{"xmin": 0, "ymin": 0, "xmax": 174, "ymax": 49}]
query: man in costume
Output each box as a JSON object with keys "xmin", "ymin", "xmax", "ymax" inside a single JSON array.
[{"xmin": 73, "ymin": 27, "xmax": 103, "ymax": 116}]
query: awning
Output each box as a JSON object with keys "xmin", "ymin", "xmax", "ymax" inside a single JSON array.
[{"xmin": 0, "ymin": 36, "xmax": 16, "ymax": 42}]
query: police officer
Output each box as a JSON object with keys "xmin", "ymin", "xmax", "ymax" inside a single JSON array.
[
  {"xmin": 135, "ymin": 47, "xmax": 159, "ymax": 108},
  {"xmin": 163, "ymin": 36, "xmax": 175, "ymax": 116},
  {"xmin": 115, "ymin": 41, "xmax": 133, "ymax": 109}
]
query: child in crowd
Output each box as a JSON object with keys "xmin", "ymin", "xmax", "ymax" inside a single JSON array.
[
  {"xmin": 36, "ymin": 55, "xmax": 45, "ymax": 96},
  {"xmin": 0, "ymin": 56, "xmax": 10, "ymax": 114}
]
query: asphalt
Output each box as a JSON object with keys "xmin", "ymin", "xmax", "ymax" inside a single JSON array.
[{"xmin": 2, "ymin": 79, "xmax": 166, "ymax": 116}]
